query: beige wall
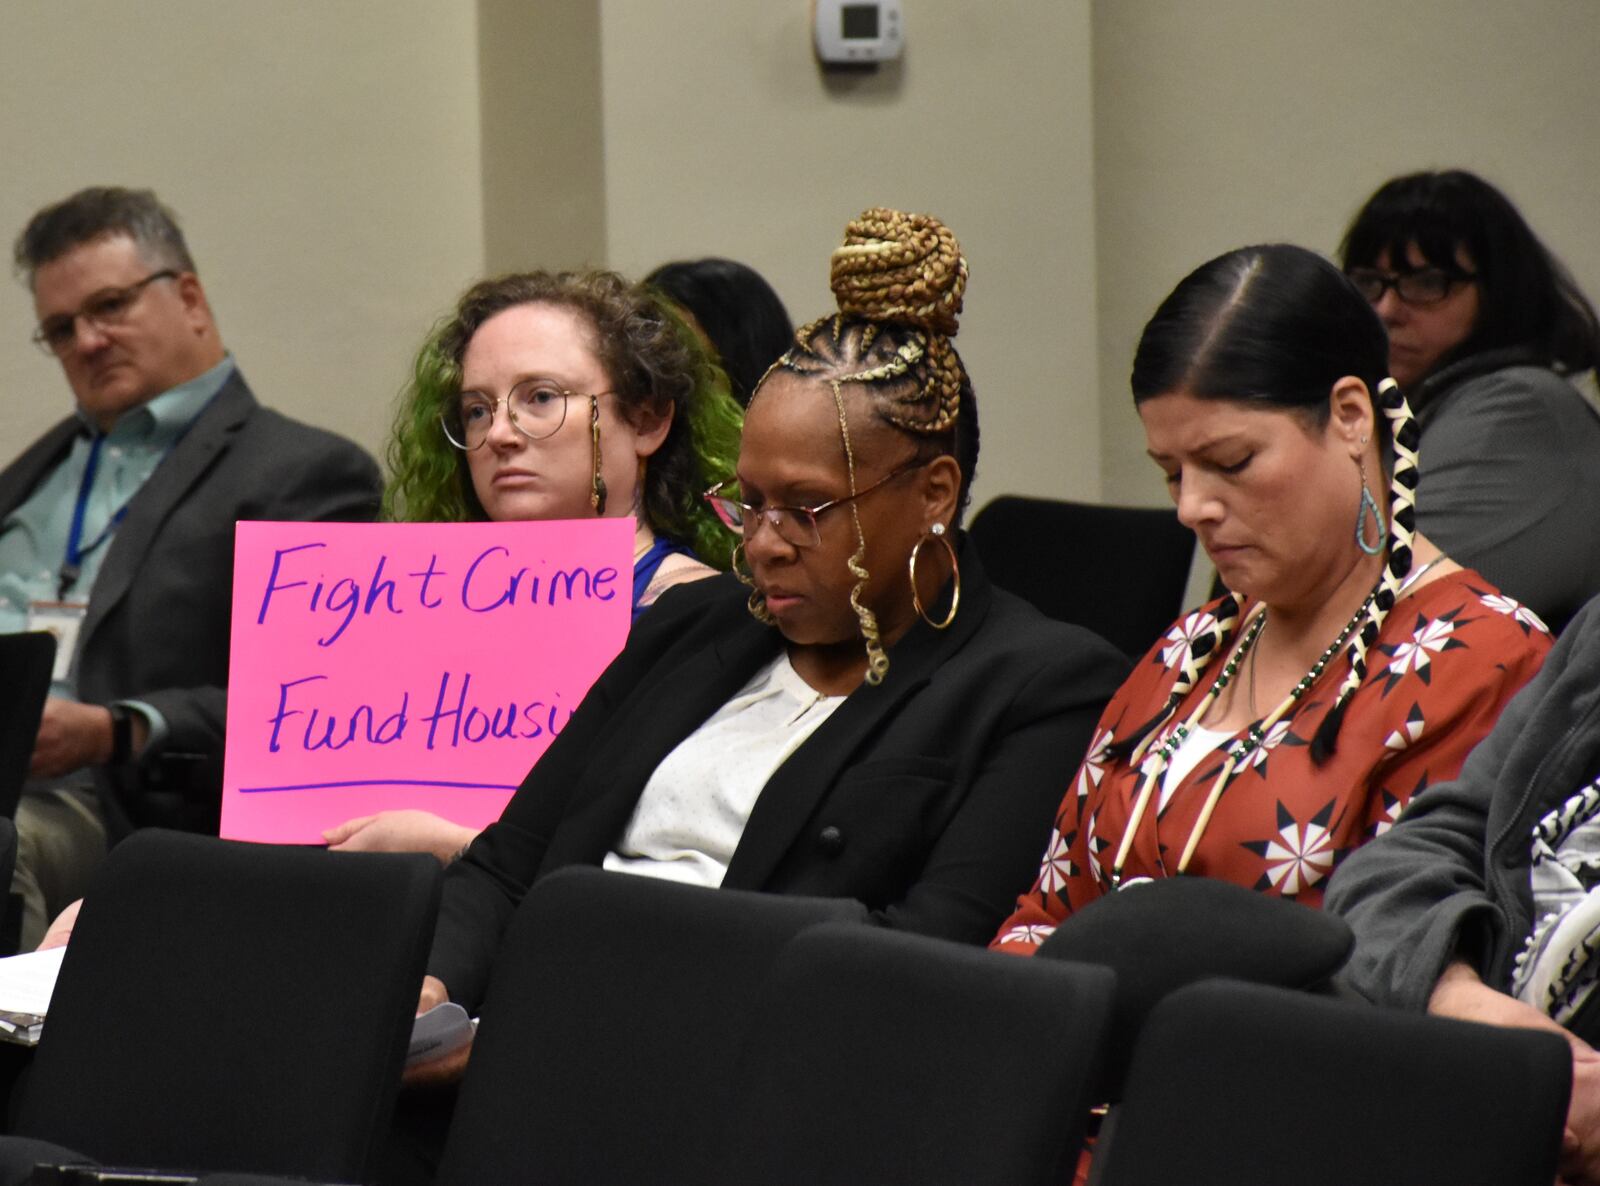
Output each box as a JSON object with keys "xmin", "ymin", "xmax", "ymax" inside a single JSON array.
[
  {"xmin": 5, "ymin": 1, "xmax": 1598, "ymax": 516},
  {"xmin": 479, "ymin": 0, "xmax": 607, "ymax": 273},
  {"xmin": 1092, "ymin": 0, "xmax": 1600, "ymax": 505},
  {"xmin": 597, "ymin": 0, "xmax": 1104, "ymax": 511},
  {"xmin": 0, "ymin": 0, "xmax": 486, "ymax": 467}
]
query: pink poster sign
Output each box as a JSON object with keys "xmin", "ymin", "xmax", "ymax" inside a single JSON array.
[{"xmin": 220, "ymin": 519, "xmax": 634, "ymax": 843}]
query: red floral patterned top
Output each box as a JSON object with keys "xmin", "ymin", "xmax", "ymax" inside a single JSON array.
[{"xmin": 991, "ymin": 571, "xmax": 1552, "ymax": 951}]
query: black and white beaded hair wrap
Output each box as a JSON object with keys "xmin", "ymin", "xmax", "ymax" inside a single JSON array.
[
  {"xmin": 1309, "ymin": 377, "xmax": 1420, "ymax": 763},
  {"xmin": 1111, "ymin": 591, "xmax": 1245, "ymax": 764}
]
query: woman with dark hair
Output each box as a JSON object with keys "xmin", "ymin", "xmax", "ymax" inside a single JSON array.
[
  {"xmin": 412, "ymin": 209, "xmax": 1128, "ymax": 1031},
  {"xmin": 323, "ymin": 270, "xmax": 744, "ymax": 861},
  {"xmin": 1341, "ymin": 169, "xmax": 1600, "ymax": 631},
  {"xmin": 645, "ymin": 257, "xmax": 794, "ymax": 407},
  {"xmin": 993, "ymin": 243, "xmax": 1550, "ymax": 952}
]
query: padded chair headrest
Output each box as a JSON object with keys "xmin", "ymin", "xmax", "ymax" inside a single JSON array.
[{"xmin": 1035, "ymin": 876, "xmax": 1353, "ymax": 1095}]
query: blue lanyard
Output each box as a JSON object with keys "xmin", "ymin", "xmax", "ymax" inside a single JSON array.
[
  {"xmin": 58, "ymin": 435, "xmax": 130, "ymax": 599},
  {"xmin": 54, "ymin": 384, "xmax": 226, "ymax": 600}
]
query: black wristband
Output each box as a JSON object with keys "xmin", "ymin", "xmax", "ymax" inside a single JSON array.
[{"xmin": 108, "ymin": 704, "xmax": 134, "ymax": 766}]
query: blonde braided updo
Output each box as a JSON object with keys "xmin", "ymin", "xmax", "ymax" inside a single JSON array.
[{"xmin": 755, "ymin": 207, "xmax": 978, "ymax": 684}]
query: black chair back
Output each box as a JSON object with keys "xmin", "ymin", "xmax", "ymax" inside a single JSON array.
[
  {"xmin": 436, "ymin": 866, "xmax": 866, "ymax": 1186},
  {"xmin": 719, "ymin": 923, "xmax": 1117, "ymax": 1186},
  {"xmin": 968, "ymin": 496, "xmax": 1196, "ymax": 659},
  {"xmin": 1036, "ymin": 875, "xmax": 1353, "ymax": 1098},
  {"xmin": 1095, "ymin": 978, "xmax": 1571, "ymax": 1186},
  {"xmin": 13, "ymin": 830, "xmax": 440, "ymax": 1182},
  {"xmin": 0, "ymin": 633, "xmax": 55, "ymax": 818}
]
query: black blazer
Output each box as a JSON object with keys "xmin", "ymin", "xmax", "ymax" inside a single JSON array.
[
  {"xmin": 429, "ymin": 542, "xmax": 1130, "ymax": 1009},
  {"xmin": 0, "ymin": 370, "xmax": 382, "ymax": 837}
]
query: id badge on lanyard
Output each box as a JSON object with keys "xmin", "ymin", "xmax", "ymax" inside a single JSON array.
[
  {"xmin": 27, "ymin": 599, "xmax": 87, "ymax": 682},
  {"xmin": 33, "ymin": 435, "xmax": 116, "ymax": 684}
]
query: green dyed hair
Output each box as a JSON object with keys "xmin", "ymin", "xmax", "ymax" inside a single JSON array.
[{"xmin": 384, "ymin": 269, "xmax": 742, "ymax": 570}]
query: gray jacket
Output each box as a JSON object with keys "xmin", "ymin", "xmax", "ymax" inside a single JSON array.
[
  {"xmin": 1413, "ymin": 350, "xmax": 1600, "ymax": 633},
  {"xmin": 1326, "ymin": 595, "xmax": 1600, "ymax": 1013},
  {"xmin": 0, "ymin": 371, "xmax": 382, "ymax": 837}
]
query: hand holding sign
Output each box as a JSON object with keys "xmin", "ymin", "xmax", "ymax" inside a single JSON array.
[
  {"xmin": 222, "ymin": 519, "xmax": 633, "ymax": 843},
  {"xmin": 323, "ymin": 810, "xmax": 478, "ymax": 863}
]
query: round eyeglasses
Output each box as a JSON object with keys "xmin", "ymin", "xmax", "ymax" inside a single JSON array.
[
  {"xmin": 703, "ymin": 459, "xmax": 926, "ymax": 549},
  {"xmin": 1345, "ymin": 266, "xmax": 1478, "ymax": 308},
  {"xmin": 440, "ymin": 381, "xmax": 612, "ymax": 451}
]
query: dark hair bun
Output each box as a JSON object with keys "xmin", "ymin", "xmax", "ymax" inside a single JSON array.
[{"xmin": 830, "ymin": 208, "xmax": 967, "ymax": 337}]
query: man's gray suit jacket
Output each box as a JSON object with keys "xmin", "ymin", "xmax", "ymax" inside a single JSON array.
[{"xmin": 0, "ymin": 369, "xmax": 382, "ymax": 836}]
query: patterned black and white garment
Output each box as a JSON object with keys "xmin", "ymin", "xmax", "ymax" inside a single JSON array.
[{"xmin": 1513, "ymin": 776, "xmax": 1600, "ymax": 1027}]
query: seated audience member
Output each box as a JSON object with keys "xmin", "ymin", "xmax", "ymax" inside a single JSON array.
[
  {"xmin": 646, "ymin": 256, "xmax": 794, "ymax": 407},
  {"xmin": 1326, "ymin": 596, "xmax": 1600, "ymax": 1181},
  {"xmin": 992, "ymin": 244, "xmax": 1552, "ymax": 953},
  {"xmin": 1, "ymin": 187, "xmax": 381, "ymax": 949},
  {"xmin": 1340, "ymin": 169, "xmax": 1600, "ymax": 631},
  {"xmin": 322, "ymin": 270, "xmax": 743, "ymax": 862},
  {"xmin": 415, "ymin": 207, "xmax": 1129, "ymax": 1027}
]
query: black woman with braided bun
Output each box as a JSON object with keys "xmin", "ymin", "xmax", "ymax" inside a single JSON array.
[
  {"xmin": 993, "ymin": 243, "xmax": 1552, "ymax": 953},
  {"xmin": 409, "ymin": 209, "xmax": 1128, "ymax": 1071}
]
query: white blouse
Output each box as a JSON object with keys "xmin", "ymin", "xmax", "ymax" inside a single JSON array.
[{"xmin": 602, "ymin": 652, "xmax": 845, "ymax": 888}]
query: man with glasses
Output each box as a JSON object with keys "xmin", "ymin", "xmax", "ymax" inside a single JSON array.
[{"xmin": 0, "ymin": 186, "xmax": 381, "ymax": 947}]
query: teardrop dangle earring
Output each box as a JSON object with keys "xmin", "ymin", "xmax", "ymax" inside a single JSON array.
[{"xmin": 1355, "ymin": 455, "xmax": 1386, "ymax": 556}]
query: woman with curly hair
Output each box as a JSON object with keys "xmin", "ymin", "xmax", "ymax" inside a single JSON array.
[
  {"xmin": 323, "ymin": 270, "xmax": 743, "ymax": 861},
  {"xmin": 385, "ymin": 268, "xmax": 741, "ymax": 584},
  {"xmin": 407, "ymin": 208, "xmax": 1127, "ymax": 1053}
]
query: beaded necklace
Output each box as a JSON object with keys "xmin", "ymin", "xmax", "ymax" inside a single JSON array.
[{"xmin": 1109, "ymin": 586, "xmax": 1378, "ymax": 886}]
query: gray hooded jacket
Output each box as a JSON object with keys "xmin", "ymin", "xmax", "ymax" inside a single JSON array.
[{"xmin": 1327, "ymin": 596, "xmax": 1600, "ymax": 1016}]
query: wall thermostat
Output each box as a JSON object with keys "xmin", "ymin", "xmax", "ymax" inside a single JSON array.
[{"xmin": 813, "ymin": 0, "xmax": 903, "ymax": 65}]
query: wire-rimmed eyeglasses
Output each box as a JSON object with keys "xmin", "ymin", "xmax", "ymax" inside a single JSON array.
[
  {"xmin": 31, "ymin": 270, "xmax": 180, "ymax": 356},
  {"xmin": 440, "ymin": 381, "xmax": 613, "ymax": 451},
  {"xmin": 1345, "ymin": 266, "xmax": 1478, "ymax": 308},
  {"xmin": 703, "ymin": 459, "xmax": 926, "ymax": 549}
]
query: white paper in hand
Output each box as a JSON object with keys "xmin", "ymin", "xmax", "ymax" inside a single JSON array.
[
  {"xmin": 407, "ymin": 1001, "xmax": 474, "ymax": 1067},
  {"xmin": 0, "ymin": 946, "xmax": 68, "ymax": 1044}
]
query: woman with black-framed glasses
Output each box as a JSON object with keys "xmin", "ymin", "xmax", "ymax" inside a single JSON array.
[
  {"xmin": 1340, "ymin": 169, "xmax": 1600, "ymax": 631},
  {"xmin": 407, "ymin": 209, "xmax": 1128, "ymax": 1073}
]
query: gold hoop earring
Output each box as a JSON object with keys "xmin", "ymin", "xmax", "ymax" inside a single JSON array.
[
  {"xmin": 908, "ymin": 523, "xmax": 959, "ymax": 630},
  {"xmin": 732, "ymin": 543, "xmax": 775, "ymax": 626},
  {"xmin": 732, "ymin": 542, "xmax": 755, "ymax": 587},
  {"xmin": 589, "ymin": 395, "xmax": 608, "ymax": 516}
]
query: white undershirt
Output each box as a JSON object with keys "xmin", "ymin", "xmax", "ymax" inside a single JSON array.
[
  {"xmin": 602, "ymin": 652, "xmax": 845, "ymax": 888},
  {"xmin": 1159, "ymin": 561, "xmax": 1446, "ymax": 794},
  {"xmin": 1163, "ymin": 724, "xmax": 1233, "ymax": 788}
]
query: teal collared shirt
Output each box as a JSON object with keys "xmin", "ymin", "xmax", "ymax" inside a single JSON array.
[{"xmin": 0, "ymin": 356, "xmax": 237, "ymax": 707}]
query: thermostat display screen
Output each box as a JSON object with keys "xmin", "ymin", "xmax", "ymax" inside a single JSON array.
[
  {"xmin": 814, "ymin": 0, "xmax": 902, "ymax": 64},
  {"xmin": 840, "ymin": 4, "xmax": 879, "ymax": 39}
]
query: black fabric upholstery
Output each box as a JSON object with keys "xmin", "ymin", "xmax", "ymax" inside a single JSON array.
[
  {"xmin": 0, "ymin": 632, "xmax": 54, "ymax": 820},
  {"xmin": 4, "ymin": 830, "xmax": 439, "ymax": 1183},
  {"xmin": 967, "ymin": 496, "xmax": 1196, "ymax": 660},
  {"xmin": 0, "ymin": 822, "xmax": 18, "ymax": 902},
  {"xmin": 1096, "ymin": 978, "xmax": 1571, "ymax": 1186},
  {"xmin": 1036, "ymin": 874, "xmax": 1352, "ymax": 1096},
  {"xmin": 0, "ymin": 1135, "xmax": 83, "ymax": 1186},
  {"xmin": 435, "ymin": 865, "xmax": 866, "ymax": 1186},
  {"xmin": 719, "ymin": 923, "xmax": 1117, "ymax": 1186},
  {"xmin": 0, "ymin": 818, "xmax": 19, "ymax": 958}
]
